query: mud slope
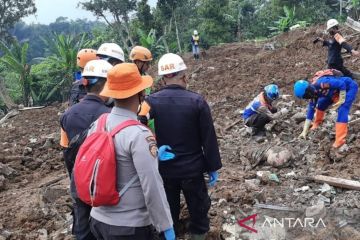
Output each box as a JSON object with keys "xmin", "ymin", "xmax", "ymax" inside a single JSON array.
[{"xmin": 1, "ymin": 25, "xmax": 360, "ymax": 240}]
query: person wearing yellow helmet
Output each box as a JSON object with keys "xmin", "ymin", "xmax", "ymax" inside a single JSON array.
[
  {"xmin": 69, "ymin": 49, "xmax": 98, "ymax": 106},
  {"xmin": 130, "ymin": 46, "xmax": 156, "ymax": 130},
  {"xmin": 129, "ymin": 46, "xmax": 153, "ymax": 75}
]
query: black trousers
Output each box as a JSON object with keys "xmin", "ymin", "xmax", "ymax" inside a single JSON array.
[
  {"xmin": 70, "ymin": 171, "xmax": 96, "ymax": 240},
  {"xmin": 245, "ymin": 113, "xmax": 271, "ymax": 130},
  {"xmin": 163, "ymin": 175, "xmax": 211, "ymax": 235},
  {"xmin": 90, "ymin": 218, "xmax": 155, "ymax": 240},
  {"xmin": 73, "ymin": 197, "xmax": 96, "ymax": 240},
  {"xmin": 328, "ymin": 63, "xmax": 353, "ymax": 78}
]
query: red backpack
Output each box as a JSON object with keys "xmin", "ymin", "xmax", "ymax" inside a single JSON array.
[{"xmin": 74, "ymin": 113, "xmax": 140, "ymax": 207}]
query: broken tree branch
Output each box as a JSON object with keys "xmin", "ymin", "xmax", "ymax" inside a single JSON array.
[
  {"xmin": 39, "ymin": 174, "xmax": 67, "ymax": 188},
  {"xmin": 0, "ymin": 109, "xmax": 19, "ymax": 125},
  {"xmin": 18, "ymin": 106, "xmax": 45, "ymax": 111},
  {"xmin": 309, "ymin": 175, "xmax": 360, "ymax": 191},
  {"xmin": 225, "ymin": 119, "xmax": 243, "ymax": 131}
]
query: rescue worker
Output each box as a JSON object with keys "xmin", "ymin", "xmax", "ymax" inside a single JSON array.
[
  {"xmin": 60, "ymin": 48, "xmax": 97, "ymax": 148},
  {"xmin": 69, "ymin": 49, "xmax": 97, "ymax": 106},
  {"xmin": 60, "ymin": 60, "xmax": 113, "ymax": 240},
  {"xmin": 88, "ymin": 63, "xmax": 175, "ymax": 240},
  {"xmin": 138, "ymin": 53, "xmax": 222, "ymax": 240},
  {"xmin": 130, "ymin": 46, "xmax": 152, "ymax": 75},
  {"xmin": 129, "ymin": 46, "xmax": 157, "ymax": 131},
  {"xmin": 191, "ymin": 30, "xmax": 200, "ymax": 60},
  {"xmin": 314, "ymin": 19, "xmax": 359, "ymax": 77},
  {"xmin": 96, "ymin": 43, "xmax": 125, "ymax": 66},
  {"xmin": 294, "ymin": 70, "xmax": 358, "ymax": 148},
  {"xmin": 243, "ymin": 84, "xmax": 281, "ymax": 136}
]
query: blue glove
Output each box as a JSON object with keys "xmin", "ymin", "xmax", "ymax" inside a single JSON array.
[
  {"xmin": 208, "ymin": 171, "xmax": 219, "ymax": 187},
  {"xmin": 158, "ymin": 145, "xmax": 175, "ymax": 161},
  {"xmin": 164, "ymin": 228, "xmax": 175, "ymax": 240}
]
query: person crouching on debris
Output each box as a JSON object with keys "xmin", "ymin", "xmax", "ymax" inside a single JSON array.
[
  {"xmin": 294, "ymin": 71, "xmax": 358, "ymax": 148},
  {"xmin": 243, "ymin": 84, "xmax": 280, "ymax": 136},
  {"xmin": 313, "ymin": 19, "xmax": 359, "ymax": 78}
]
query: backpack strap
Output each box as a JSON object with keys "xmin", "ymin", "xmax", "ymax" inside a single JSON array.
[
  {"xmin": 110, "ymin": 120, "xmax": 141, "ymax": 137},
  {"xmin": 111, "ymin": 119, "xmax": 142, "ymax": 196},
  {"xmin": 119, "ymin": 175, "xmax": 138, "ymax": 197},
  {"xmin": 96, "ymin": 113, "xmax": 110, "ymax": 132}
]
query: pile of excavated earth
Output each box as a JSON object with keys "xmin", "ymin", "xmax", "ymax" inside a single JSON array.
[{"xmin": 1, "ymin": 25, "xmax": 360, "ymax": 240}]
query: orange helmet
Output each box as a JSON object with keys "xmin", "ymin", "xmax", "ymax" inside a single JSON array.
[
  {"xmin": 129, "ymin": 46, "xmax": 153, "ymax": 62},
  {"xmin": 77, "ymin": 49, "xmax": 97, "ymax": 68}
]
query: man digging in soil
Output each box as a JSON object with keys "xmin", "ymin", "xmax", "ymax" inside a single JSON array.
[
  {"xmin": 294, "ymin": 70, "xmax": 358, "ymax": 148},
  {"xmin": 243, "ymin": 84, "xmax": 284, "ymax": 137}
]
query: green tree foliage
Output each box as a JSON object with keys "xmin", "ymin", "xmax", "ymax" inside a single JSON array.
[
  {"xmin": 137, "ymin": 0, "xmax": 155, "ymax": 34},
  {"xmin": 0, "ymin": 0, "xmax": 352, "ymax": 108},
  {"xmin": 42, "ymin": 33, "xmax": 91, "ymax": 101},
  {"xmin": 269, "ymin": 6, "xmax": 297, "ymax": 34},
  {"xmin": 10, "ymin": 19, "xmax": 107, "ymax": 60},
  {"xmin": 0, "ymin": 0, "xmax": 36, "ymax": 40},
  {"xmin": 0, "ymin": 40, "xmax": 32, "ymax": 106},
  {"xmin": 197, "ymin": 0, "xmax": 236, "ymax": 45},
  {"xmin": 137, "ymin": 29, "xmax": 166, "ymax": 59},
  {"xmin": 79, "ymin": 0, "xmax": 137, "ymax": 51}
]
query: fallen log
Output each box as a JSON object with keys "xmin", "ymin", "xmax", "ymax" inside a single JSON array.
[
  {"xmin": 225, "ymin": 119, "xmax": 243, "ymax": 131},
  {"xmin": 39, "ymin": 174, "xmax": 67, "ymax": 188},
  {"xmin": 0, "ymin": 109, "xmax": 19, "ymax": 125},
  {"xmin": 18, "ymin": 106, "xmax": 45, "ymax": 111},
  {"xmin": 346, "ymin": 16, "xmax": 360, "ymax": 33},
  {"xmin": 309, "ymin": 175, "xmax": 360, "ymax": 191},
  {"xmin": 0, "ymin": 156, "xmax": 34, "ymax": 164},
  {"xmin": 254, "ymin": 203, "xmax": 301, "ymax": 212},
  {"xmin": 349, "ymin": 117, "xmax": 360, "ymax": 124}
]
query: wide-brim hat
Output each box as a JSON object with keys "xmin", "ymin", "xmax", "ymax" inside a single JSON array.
[{"xmin": 101, "ymin": 63, "xmax": 153, "ymax": 99}]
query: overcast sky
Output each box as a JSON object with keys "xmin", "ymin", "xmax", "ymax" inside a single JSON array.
[{"xmin": 24, "ymin": 0, "xmax": 157, "ymax": 24}]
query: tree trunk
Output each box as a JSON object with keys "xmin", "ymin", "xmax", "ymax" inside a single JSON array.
[
  {"xmin": 114, "ymin": 21, "xmax": 130, "ymax": 53},
  {"xmin": 123, "ymin": 19, "xmax": 135, "ymax": 47},
  {"xmin": 0, "ymin": 77, "xmax": 16, "ymax": 109},
  {"xmin": 237, "ymin": 5, "xmax": 242, "ymax": 41},
  {"xmin": 173, "ymin": 11, "xmax": 182, "ymax": 54}
]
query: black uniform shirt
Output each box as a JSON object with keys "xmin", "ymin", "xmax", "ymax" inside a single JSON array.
[
  {"xmin": 146, "ymin": 84, "xmax": 222, "ymax": 178},
  {"xmin": 60, "ymin": 95, "xmax": 110, "ymax": 140}
]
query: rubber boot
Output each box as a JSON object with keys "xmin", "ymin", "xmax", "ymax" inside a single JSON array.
[
  {"xmin": 311, "ymin": 110, "xmax": 325, "ymax": 130},
  {"xmin": 333, "ymin": 122, "xmax": 348, "ymax": 148},
  {"xmin": 191, "ymin": 234, "xmax": 206, "ymax": 240}
]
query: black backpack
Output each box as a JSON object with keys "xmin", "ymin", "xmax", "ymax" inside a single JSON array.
[{"xmin": 63, "ymin": 129, "xmax": 88, "ymax": 177}]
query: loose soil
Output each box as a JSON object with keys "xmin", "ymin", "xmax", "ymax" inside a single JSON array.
[{"xmin": 1, "ymin": 25, "xmax": 360, "ymax": 240}]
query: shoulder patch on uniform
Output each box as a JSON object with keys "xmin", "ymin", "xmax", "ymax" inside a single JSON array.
[
  {"xmin": 145, "ymin": 136, "xmax": 156, "ymax": 143},
  {"xmin": 145, "ymin": 136, "xmax": 156, "ymax": 158}
]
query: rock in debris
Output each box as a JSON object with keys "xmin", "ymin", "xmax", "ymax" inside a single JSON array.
[
  {"xmin": 245, "ymin": 179, "xmax": 260, "ymax": 190},
  {"xmin": 0, "ymin": 163, "xmax": 17, "ymax": 178},
  {"xmin": 305, "ymin": 202, "xmax": 326, "ymax": 219},
  {"xmin": 256, "ymin": 171, "xmax": 280, "ymax": 183},
  {"xmin": 38, "ymin": 229, "xmax": 48, "ymax": 240},
  {"xmin": 266, "ymin": 146, "xmax": 293, "ymax": 167},
  {"xmin": 291, "ymin": 112, "xmax": 306, "ymax": 124},
  {"xmin": 0, "ymin": 175, "xmax": 6, "ymax": 191}
]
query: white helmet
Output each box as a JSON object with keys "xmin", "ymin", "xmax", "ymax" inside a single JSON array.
[
  {"xmin": 194, "ymin": 30, "xmax": 198, "ymax": 35},
  {"xmin": 158, "ymin": 53, "xmax": 187, "ymax": 76},
  {"xmin": 82, "ymin": 60, "xmax": 113, "ymax": 79},
  {"xmin": 327, "ymin": 19, "xmax": 339, "ymax": 31},
  {"xmin": 97, "ymin": 43, "xmax": 125, "ymax": 62}
]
